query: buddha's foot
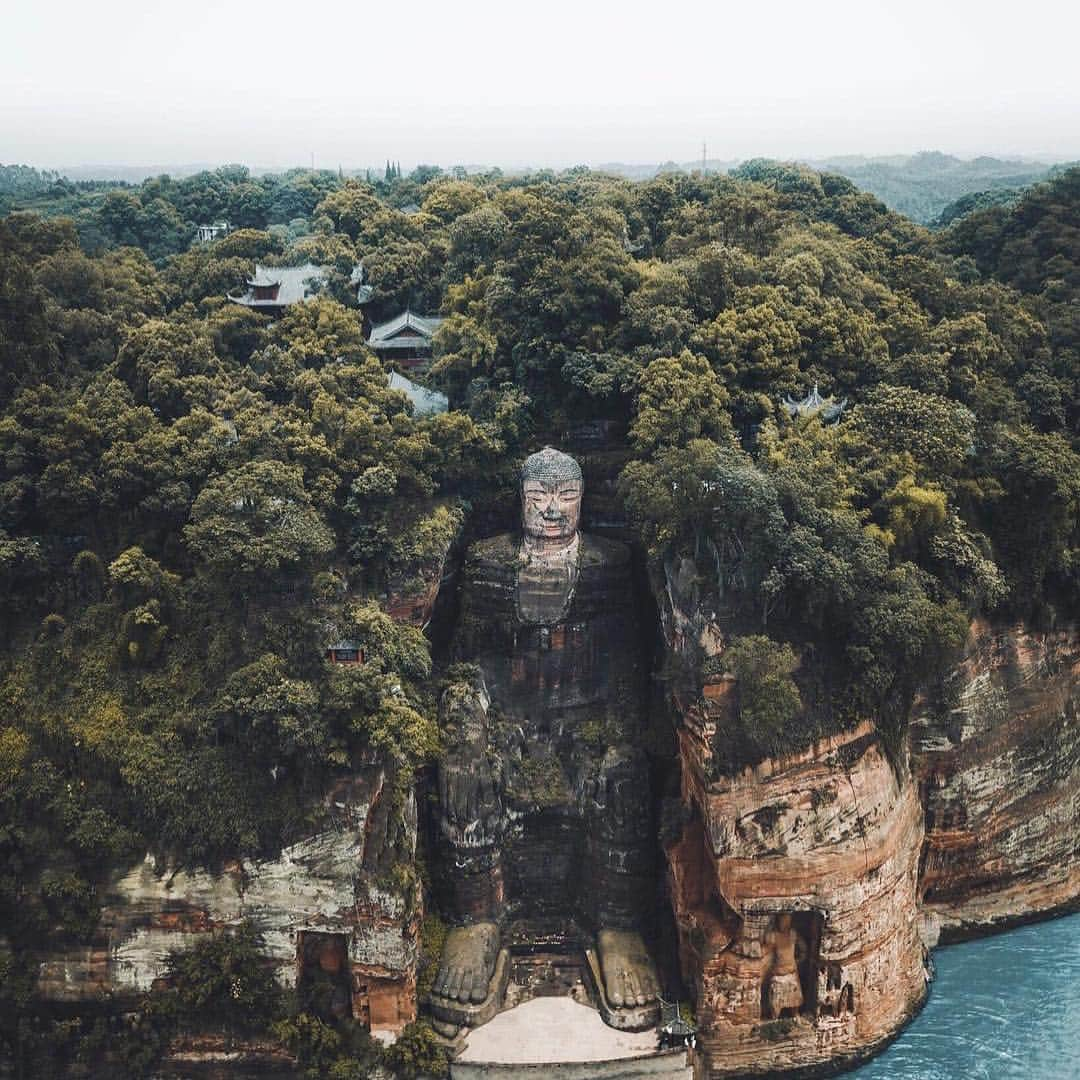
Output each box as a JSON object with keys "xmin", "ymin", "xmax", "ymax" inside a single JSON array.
[
  {"xmin": 431, "ymin": 921, "xmax": 500, "ymax": 1006},
  {"xmin": 597, "ymin": 928, "xmax": 660, "ymax": 1008}
]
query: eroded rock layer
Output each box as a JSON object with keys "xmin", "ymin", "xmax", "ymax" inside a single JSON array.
[
  {"xmin": 913, "ymin": 618, "xmax": 1080, "ymax": 942},
  {"xmin": 35, "ymin": 765, "xmax": 420, "ymax": 1036},
  {"xmin": 667, "ymin": 690, "xmax": 927, "ymax": 1077}
]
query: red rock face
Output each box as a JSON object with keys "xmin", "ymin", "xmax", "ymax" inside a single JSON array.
[
  {"xmin": 383, "ymin": 567, "xmax": 445, "ymax": 628},
  {"xmin": 659, "ymin": 551, "xmax": 1080, "ymax": 1075},
  {"xmin": 913, "ymin": 619, "xmax": 1080, "ymax": 941},
  {"xmin": 667, "ymin": 705, "xmax": 928, "ymax": 1076}
]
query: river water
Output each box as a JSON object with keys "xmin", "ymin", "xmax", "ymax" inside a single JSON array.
[{"xmin": 849, "ymin": 913, "xmax": 1080, "ymax": 1079}]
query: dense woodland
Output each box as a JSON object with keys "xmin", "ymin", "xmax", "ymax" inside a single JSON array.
[
  {"xmin": 1, "ymin": 159, "xmax": 1078, "ymax": 1076},
  {"xmin": 531, "ymin": 152, "xmax": 1066, "ymax": 226}
]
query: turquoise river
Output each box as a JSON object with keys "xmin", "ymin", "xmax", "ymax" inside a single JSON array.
[{"xmin": 848, "ymin": 912, "xmax": 1080, "ymax": 1079}]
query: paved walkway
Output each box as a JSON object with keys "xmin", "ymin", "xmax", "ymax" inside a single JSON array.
[{"xmin": 457, "ymin": 997, "xmax": 660, "ymax": 1063}]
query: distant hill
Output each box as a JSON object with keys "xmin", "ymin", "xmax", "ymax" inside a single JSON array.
[
  {"xmin": 806, "ymin": 152, "xmax": 1056, "ymax": 225},
  {"xmin": 598, "ymin": 152, "xmax": 1068, "ymax": 226},
  {"xmin": 53, "ymin": 163, "xmax": 221, "ymax": 183},
  {"xmin": 596, "ymin": 158, "xmax": 741, "ymax": 180},
  {"xmin": 934, "ymin": 187, "xmax": 1025, "ymax": 229}
]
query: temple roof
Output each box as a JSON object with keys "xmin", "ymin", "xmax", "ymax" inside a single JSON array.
[
  {"xmin": 782, "ymin": 383, "xmax": 847, "ymax": 422},
  {"xmin": 230, "ymin": 263, "xmax": 328, "ymax": 308},
  {"xmin": 659, "ymin": 998, "xmax": 696, "ymax": 1036},
  {"xmin": 326, "ymin": 638, "xmax": 361, "ymax": 652},
  {"xmin": 368, "ymin": 310, "xmax": 444, "ymax": 349},
  {"xmin": 388, "ymin": 371, "xmax": 448, "ymax": 416}
]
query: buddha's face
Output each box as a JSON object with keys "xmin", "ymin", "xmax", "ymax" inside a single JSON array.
[{"xmin": 522, "ymin": 477, "xmax": 582, "ymax": 547}]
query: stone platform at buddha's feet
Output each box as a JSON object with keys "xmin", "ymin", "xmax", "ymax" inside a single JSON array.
[{"xmin": 452, "ymin": 997, "xmax": 692, "ymax": 1080}]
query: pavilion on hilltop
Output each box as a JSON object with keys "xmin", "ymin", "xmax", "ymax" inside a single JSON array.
[
  {"xmin": 194, "ymin": 221, "xmax": 231, "ymax": 244},
  {"xmin": 782, "ymin": 383, "xmax": 848, "ymax": 422}
]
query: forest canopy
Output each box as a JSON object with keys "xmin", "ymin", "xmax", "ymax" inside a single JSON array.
[{"xmin": 1, "ymin": 158, "xmax": 1079, "ymax": 1072}]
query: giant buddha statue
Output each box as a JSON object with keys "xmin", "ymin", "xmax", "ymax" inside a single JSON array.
[{"xmin": 431, "ymin": 447, "xmax": 660, "ymax": 1031}]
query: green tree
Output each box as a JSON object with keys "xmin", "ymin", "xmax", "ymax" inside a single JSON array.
[
  {"xmin": 184, "ymin": 460, "xmax": 334, "ymax": 578},
  {"xmin": 629, "ymin": 350, "xmax": 733, "ymax": 454}
]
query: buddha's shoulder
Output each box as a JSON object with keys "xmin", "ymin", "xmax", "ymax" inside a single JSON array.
[
  {"xmin": 466, "ymin": 533, "xmax": 518, "ymax": 568},
  {"xmin": 465, "ymin": 532, "xmax": 630, "ymax": 568},
  {"xmin": 580, "ymin": 532, "xmax": 631, "ymax": 569}
]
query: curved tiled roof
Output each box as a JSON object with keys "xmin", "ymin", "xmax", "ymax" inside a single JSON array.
[
  {"xmin": 782, "ymin": 383, "xmax": 848, "ymax": 422},
  {"xmin": 367, "ymin": 310, "xmax": 443, "ymax": 348},
  {"xmin": 230, "ymin": 263, "xmax": 327, "ymax": 307}
]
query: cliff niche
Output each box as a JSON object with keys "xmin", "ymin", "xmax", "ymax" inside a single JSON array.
[
  {"xmin": 34, "ymin": 763, "xmax": 422, "ymax": 1039},
  {"xmin": 430, "ymin": 447, "xmax": 664, "ymax": 1039}
]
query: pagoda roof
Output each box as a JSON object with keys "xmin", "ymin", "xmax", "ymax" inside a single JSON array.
[
  {"xmin": 230, "ymin": 263, "xmax": 328, "ymax": 308},
  {"xmin": 368, "ymin": 310, "xmax": 443, "ymax": 349},
  {"xmin": 782, "ymin": 383, "xmax": 847, "ymax": 422}
]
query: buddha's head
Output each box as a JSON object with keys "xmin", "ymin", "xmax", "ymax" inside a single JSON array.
[{"xmin": 520, "ymin": 447, "xmax": 583, "ymax": 551}]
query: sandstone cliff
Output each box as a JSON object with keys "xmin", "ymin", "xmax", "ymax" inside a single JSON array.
[
  {"xmin": 913, "ymin": 618, "xmax": 1080, "ymax": 942},
  {"xmin": 667, "ymin": 693, "xmax": 927, "ymax": 1076},
  {"xmin": 656, "ymin": 547, "xmax": 1080, "ymax": 1075},
  {"xmin": 656, "ymin": 557, "xmax": 928, "ymax": 1077}
]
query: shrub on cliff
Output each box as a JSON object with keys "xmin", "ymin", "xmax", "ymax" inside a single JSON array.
[
  {"xmin": 710, "ymin": 636, "xmax": 803, "ymax": 773},
  {"xmin": 158, "ymin": 921, "xmax": 283, "ymax": 1034},
  {"xmin": 382, "ymin": 1020, "xmax": 450, "ymax": 1079}
]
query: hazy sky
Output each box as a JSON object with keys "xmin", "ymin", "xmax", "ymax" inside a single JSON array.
[{"xmin": 3, "ymin": 0, "xmax": 1078, "ymax": 169}]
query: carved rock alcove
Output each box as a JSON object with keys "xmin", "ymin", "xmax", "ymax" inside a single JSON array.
[{"xmin": 429, "ymin": 448, "xmax": 671, "ymax": 1038}]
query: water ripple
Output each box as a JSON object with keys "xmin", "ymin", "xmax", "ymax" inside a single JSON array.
[{"xmin": 848, "ymin": 913, "xmax": 1080, "ymax": 1079}]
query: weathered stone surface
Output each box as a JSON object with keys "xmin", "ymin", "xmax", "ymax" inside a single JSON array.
[
  {"xmin": 431, "ymin": 450, "xmax": 660, "ymax": 1033},
  {"xmin": 36, "ymin": 765, "xmax": 420, "ymax": 1035},
  {"xmin": 667, "ymin": 708, "xmax": 927, "ymax": 1077},
  {"xmin": 152, "ymin": 1033, "xmax": 298, "ymax": 1078},
  {"xmin": 656, "ymin": 553, "xmax": 927, "ymax": 1076},
  {"xmin": 912, "ymin": 618, "xmax": 1080, "ymax": 941},
  {"xmin": 383, "ymin": 552, "xmax": 455, "ymax": 629},
  {"xmin": 655, "ymin": 548, "xmax": 1080, "ymax": 1074}
]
